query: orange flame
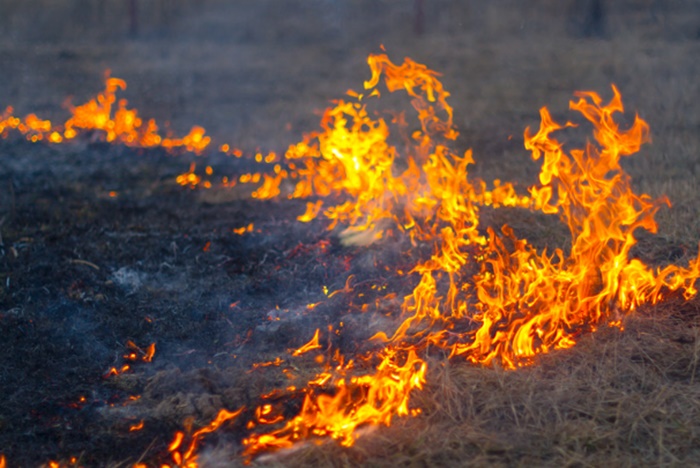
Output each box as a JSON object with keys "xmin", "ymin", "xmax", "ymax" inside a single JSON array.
[
  {"xmin": 129, "ymin": 420, "xmax": 145, "ymax": 432},
  {"xmin": 168, "ymin": 408, "xmax": 244, "ymax": 466},
  {"xmin": 291, "ymin": 328, "xmax": 322, "ymax": 356},
  {"xmin": 103, "ymin": 364, "xmax": 130, "ymax": 378},
  {"xmin": 297, "ymin": 200, "xmax": 324, "ymax": 222},
  {"xmin": 104, "ymin": 341, "xmax": 156, "ymax": 378},
  {"xmin": 233, "ymin": 223, "xmax": 254, "ymax": 235},
  {"xmin": 1, "ymin": 72, "xmax": 210, "ymax": 154},
  {"xmin": 168, "ymin": 53, "xmax": 700, "ymax": 463},
  {"xmin": 124, "ymin": 340, "xmax": 156, "ymax": 363},
  {"xmin": 243, "ymin": 348, "xmax": 425, "ymax": 455},
  {"xmin": 250, "ymin": 357, "xmax": 284, "ymax": 370},
  {"xmin": 10, "ymin": 53, "xmax": 699, "ymax": 466}
]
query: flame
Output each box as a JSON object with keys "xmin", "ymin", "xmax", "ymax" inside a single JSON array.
[
  {"xmin": 44, "ymin": 459, "xmax": 77, "ymax": 468},
  {"xmin": 250, "ymin": 357, "xmax": 284, "ymax": 370},
  {"xmin": 291, "ymin": 328, "xmax": 322, "ymax": 356},
  {"xmin": 419, "ymin": 85, "xmax": 700, "ymax": 368},
  {"xmin": 176, "ymin": 163, "xmax": 204, "ymax": 188},
  {"xmin": 104, "ymin": 364, "xmax": 130, "ymax": 378},
  {"xmin": 8, "ymin": 53, "xmax": 700, "ymax": 466},
  {"xmin": 124, "ymin": 341, "xmax": 156, "ymax": 363},
  {"xmin": 167, "ymin": 408, "xmax": 244, "ymax": 467},
  {"xmin": 129, "ymin": 420, "xmax": 145, "ymax": 432},
  {"xmin": 233, "ymin": 223, "xmax": 254, "ymax": 235},
  {"xmin": 297, "ymin": 200, "xmax": 324, "ymax": 222},
  {"xmin": 104, "ymin": 341, "xmax": 156, "ymax": 378},
  {"xmin": 1, "ymin": 72, "xmax": 210, "ymax": 153},
  {"xmin": 242, "ymin": 348, "xmax": 426, "ymax": 455},
  {"xmin": 161, "ymin": 53, "xmax": 700, "ymax": 464}
]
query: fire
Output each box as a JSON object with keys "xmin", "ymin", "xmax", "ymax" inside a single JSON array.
[
  {"xmin": 129, "ymin": 420, "xmax": 145, "ymax": 432},
  {"xmin": 250, "ymin": 357, "xmax": 284, "ymax": 370},
  {"xmin": 167, "ymin": 408, "xmax": 244, "ymax": 467},
  {"xmin": 104, "ymin": 364, "xmax": 130, "ymax": 378},
  {"xmin": 242, "ymin": 349, "xmax": 426, "ymax": 455},
  {"xmin": 0, "ymin": 72, "xmax": 210, "ymax": 153},
  {"xmin": 124, "ymin": 341, "xmax": 156, "ymax": 363},
  {"xmin": 6, "ymin": 52, "xmax": 699, "ymax": 466},
  {"xmin": 104, "ymin": 341, "xmax": 156, "ymax": 378},
  {"xmin": 176, "ymin": 163, "xmax": 205, "ymax": 188},
  {"xmin": 159, "ymin": 53, "xmax": 700, "ymax": 464},
  {"xmin": 291, "ymin": 328, "xmax": 322, "ymax": 356},
  {"xmin": 297, "ymin": 200, "xmax": 324, "ymax": 222},
  {"xmin": 233, "ymin": 223, "xmax": 254, "ymax": 235},
  {"xmin": 427, "ymin": 86, "xmax": 700, "ymax": 368}
]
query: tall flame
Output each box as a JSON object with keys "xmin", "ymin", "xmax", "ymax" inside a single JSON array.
[
  {"xmin": 253, "ymin": 56, "xmax": 700, "ymax": 366},
  {"xmin": 4, "ymin": 53, "xmax": 698, "ymax": 466},
  {"xmin": 154, "ymin": 53, "xmax": 700, "ymax": 466}
]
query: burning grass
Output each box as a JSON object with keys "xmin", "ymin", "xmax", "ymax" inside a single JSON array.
[
  {"xmin": 257, "ymin": 306, "xmax": 700, "ymax": 467},
  {"xmin": 2, "ymin": 2, "xmax": 700, "ymax": 466}
]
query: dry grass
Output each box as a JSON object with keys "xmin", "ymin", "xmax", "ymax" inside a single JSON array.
[
  {"xmin": 244, "ymin": 302, "xmax": 700, "ymax": 467},
  {"xmin": 1, "ymin": 1, "xmax": 700, "ymax": 466}
]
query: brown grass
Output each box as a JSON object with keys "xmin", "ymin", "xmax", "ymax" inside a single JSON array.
[{"xmin": 244, "ymin": 302, "xmax": 700, "ymax": 467}]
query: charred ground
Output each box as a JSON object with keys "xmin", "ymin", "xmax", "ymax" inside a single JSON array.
[{"xmin": 0, "ymin": 139, "xmax": 431, "ymax": 465}]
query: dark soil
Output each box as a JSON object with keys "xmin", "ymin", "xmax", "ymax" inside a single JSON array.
[{"xmin": 0, "ymin": 139, "xmax": 429, "ymax": 466}]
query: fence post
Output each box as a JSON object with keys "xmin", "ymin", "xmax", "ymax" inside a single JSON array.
[{"xmin": 128, "ymin": 0, "xmax": 138, "ymax": 36}]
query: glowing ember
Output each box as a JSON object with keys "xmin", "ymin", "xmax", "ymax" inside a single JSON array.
[
  {"xmin": 233, "ymin": 223, "xmax": 254, "ymax": 235},
  {"xmin": 291, "ymin": 328, "xmax": 322, "ymax": 356},
  {"xmin": 103, "ymin": 364, "xmax": 130, "ymax": 378},
  {"xmin": 124, "ymin": 341, "xmax": 156, "ymax": 363},
  {"xmin": 104, "ymin": 341, "xmax": 156, "ymax": 378},
  {"xmin": 129, "ymin": 420, "xmax": 145, "ymax": 432}
]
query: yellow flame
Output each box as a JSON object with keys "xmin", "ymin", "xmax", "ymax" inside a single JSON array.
[
  {"xmin": 213, "ymin": 54, "xmax": 700, "ymax": 461},
  {"xmin": 8, "ymin": 53, "xmax": 699, "ymax": 466}
]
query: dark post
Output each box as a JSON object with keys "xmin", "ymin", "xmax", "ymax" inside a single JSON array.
[
  {"xmin": 128, "ymin": 0, "xmax": 138, "ymax": 36},
  {"xmin": 414, "ymin": 0, "xmax": 425, "ymax": 35},
  {"xmin": 583, "ymin": 0, "xmax": 605, "ymax": 37}
]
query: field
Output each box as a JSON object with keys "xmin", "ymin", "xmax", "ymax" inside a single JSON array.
[{"xmin": 1, "ymin": 1, "xmax": 700, "ymax": 466}]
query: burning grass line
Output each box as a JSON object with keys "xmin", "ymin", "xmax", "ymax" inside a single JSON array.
[
  {"xmin": 1, "ymin": 75, "xmax": 212, "ymax": 154},
  {"xmin": 11, "ymin": 50, "xmax": 700, "ymax": 466},
  {"xmin": 213, "ymin": 55, "xmax": 700, "ymax": 461}
]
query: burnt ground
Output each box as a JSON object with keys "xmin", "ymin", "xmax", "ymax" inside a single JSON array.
[
  {"xmin": 2, "ymin": 0, "xmax": 700, "ymax": 466},
  {"xmin": 0, "ymin": 139, "xmax": 424, "ymax": 466}
]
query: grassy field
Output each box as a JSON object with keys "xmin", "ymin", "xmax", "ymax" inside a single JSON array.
[{"xmin": 1, "ymin": 1, "xmax": 700, "ymax": 466}]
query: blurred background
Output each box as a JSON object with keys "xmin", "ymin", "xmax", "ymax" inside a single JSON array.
[{"xmin": 0, "ymin": 0, "xmax": 699, "ymax": 225}]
